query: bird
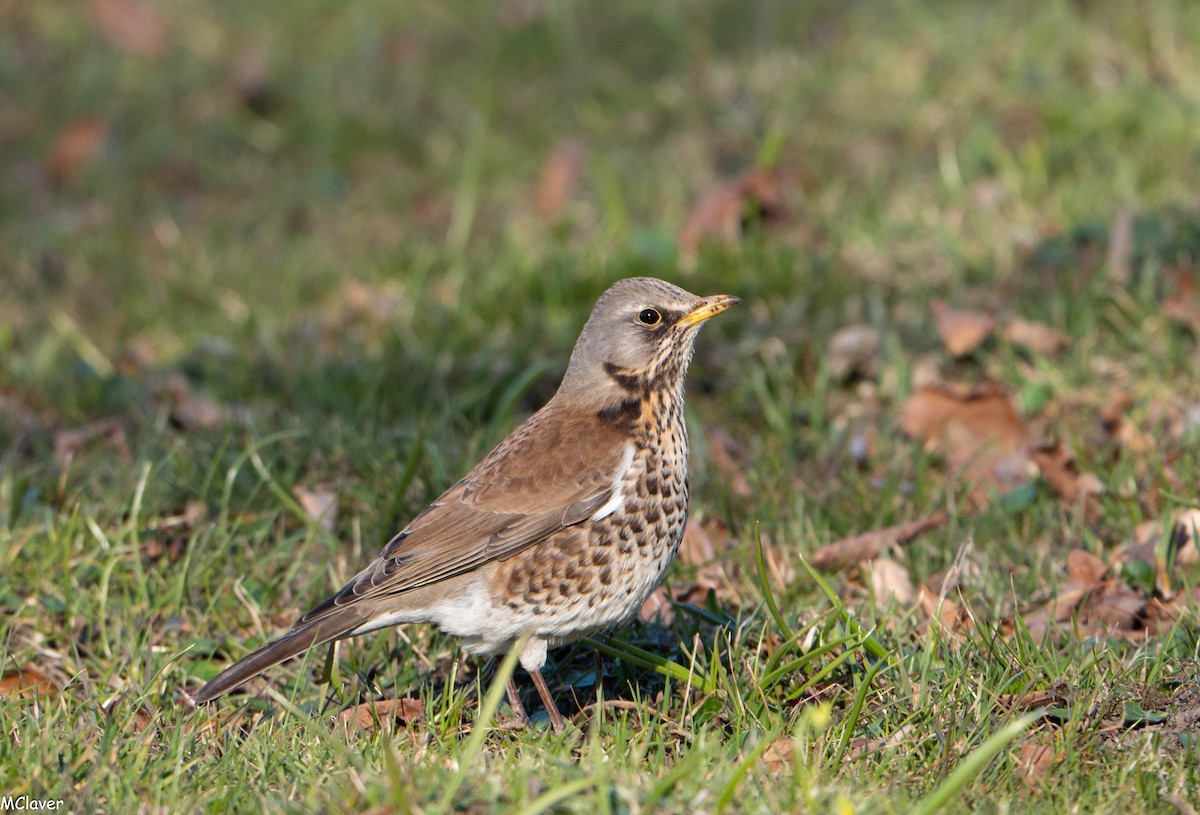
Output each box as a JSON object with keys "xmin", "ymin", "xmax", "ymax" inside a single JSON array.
[{"xmin": 192, "ymin": 277, "xmax": 740, "ymax": 732}]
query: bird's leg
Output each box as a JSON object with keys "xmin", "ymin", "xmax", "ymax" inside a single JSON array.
[
  {"xmin": 529, "ymin": 669, "xmax": 566, "ymax": 734},
  {"xmin": 505, "ymin": 675, "xmax": 529, "ymax": 726}
]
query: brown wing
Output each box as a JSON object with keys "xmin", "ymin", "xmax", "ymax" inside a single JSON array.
[{"xmin": 297, "ymin": 404, "xmax": 627, "ymax": 625}]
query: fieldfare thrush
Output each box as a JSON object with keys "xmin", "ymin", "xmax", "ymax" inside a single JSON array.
[{"xmin": 193, "ymin": 277, "xmax": 740, "ymax": 732}]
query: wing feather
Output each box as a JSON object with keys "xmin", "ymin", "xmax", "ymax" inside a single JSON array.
[{"xmin": 298, "ymin": 406, "xmax": 628, "ymax": 626}]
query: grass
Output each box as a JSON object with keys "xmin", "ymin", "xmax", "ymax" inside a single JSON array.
[{"xmin": 3, "ymin": 0, "xmax": 1200, "ymax": 812}]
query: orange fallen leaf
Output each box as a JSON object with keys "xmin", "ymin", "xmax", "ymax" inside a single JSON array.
[
  {"xmin": 810, "ymin": 512, "xmax": 948, "ymax": 571},
  {"xmin": 535, "ymin": 140, "xmax": 585, "ymax": 222},
  {"xmin": 46, "ymin": 117, "xmax": 107, "ymax": 184},
  {"xmin": 638, "ymin": 586, "xmax": 673, "ymax": 626},
  {"xmin": 678, "ymin": 168, "xmax": 786, "ymax": 257},
  {"xmin": 1163, "ymin": 273, "xmax": 1200, "ymax": 334},
  {"xmin": 88, "ymin": 0, "xmax": 169, "ymax": 58},
  {"xmin": 1003, "ymin": 317, "xmax": 1069, "ymax": 356},
  {"xmin": 0, "ymin": 666, "xmax": 60, "ymax": 701},
  {"xmin": 1016, "ymin": 736, "xmax": 1058, "ymax": 788},
  {"xmin": 1030, "ymin": 442, "xmax": 1105, "ymax": 507},
  {"xmin": 337, "ymin": 698, "xmax": 425, "ymax": 731},
  {"xmin": 1008, "ymin": 549, "xmax": 1145, "ymax": 641},
  {"xmin": 899, "ymin": 383, "xmax": 1031, "ymax": 501},
  {"xmin": 916, "ymin": 586, "xmax": 974, "ymax": 634},
  {"xmin": 762, "ymin": 737, "xmax": 794, "ymax": 775},
  {"xmin": 930, "ymin": 300, "xmax": 996, "ymax": 358}
]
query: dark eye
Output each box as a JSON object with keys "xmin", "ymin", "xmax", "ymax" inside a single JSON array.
[{"xmin": 637, "ymin": 308, "xmax": 662, "ymax": 326}]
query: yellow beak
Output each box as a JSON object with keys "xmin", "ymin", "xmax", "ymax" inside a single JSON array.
[{"xmin": 678, "ymin": 294, "xmax": 742, "ymax": 328}]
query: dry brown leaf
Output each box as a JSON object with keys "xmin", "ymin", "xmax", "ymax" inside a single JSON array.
[
  {"xmin": 638, "ymin": 586, "xmax": 673, "ymax": 626},
  {"xmin": 1066, "ymin": 548, "xmax": 1109, "ymax": 586},
  {"xmin": 164, "ymin": 373, "xmax": 225, "ymax": 430},
  {"xmin": 1123, "ymin": 509, "xmax": 1200, "ymax": 597},
  {"xmin": 916, "ymin": 586, "xmax": 973, "ymax": 634},
  {"xmin": 845, "ymin": 723, "xmax": 917, "ymax": 760},
  {"xmin": 1163, "ymin": 273, "xmax": 1200, "ymax": 334},
  {"xmin": 899, "ymin": 383, "xmax": 1031, "ymax": 501},
  {"xmin": 826, "ymin": 324, "xmax": 881, "ymax": 381},
  {"xmin": 53, "ymin": 418, "xmax": 131, "ymax": 466},
  {"xmin": 143, "ymin": 501, "xmax": 206, "ymax": 565},
  {"xmin": 88, "ymin": 0, "xmax": 169, "ymax": 57},
  {"xmin": 810, "ymin": 512, "xmax": 948, "ymax": 571},
  {"xmin": 103, "ymin": 695, "xmax": 157, "ymax": 739},
  {"xmin": 0, "ymin": 666, "xmax": 60, "ymax": 701},
  {"xmin": 1010, "ymin": 549, "xmax": 1145, "ymax": 641},
  {"xmin": 930, "ymin": 300, "xmax": 996, "ymax": 358},
  {"xmin": 1031, "ymin": 442, "xmax": 1105, "ymax": 507},
  {"xmin": 1016, "ymin": 736, "xmax": 1058, "ymax": 788},
  {"xmin": 678, "ymin": 168, "xmax": 787, "ymax": 257},
  {"xmin": 535, "ymin": 140, "xmax": 585, "ymax": 222},
  {"xmin": 46, "ymin": 117, "xmax": 108, "ymax": 184},
  {"xmin": 338, "ymin": 698, "xmax": 425, "ymax": 731},
  {"xmin": 294, "ymin": 487, "xmax": 338, "ymax": 534},
  {"xmin": 762, "ymin": 737, "xmax": 794, "ymax": 775},
  {"xmin": 868, "ymin": 558, "xmax": 914, "ymax": 609},
  {"xmin": 1003, "ymin": 317, "xmax": 1069, "ymax": 356},
  {"xmin": 705, "ymin": 426, "xmax": 752, "ymax": 498},
  {"xmin": 998, "ymin": 689, "xmax": 1068, "ymax": 712}
]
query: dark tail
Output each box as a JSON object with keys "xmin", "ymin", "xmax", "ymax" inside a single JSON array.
[{"xmin": 193, "ymin": 609, "xmax": 367, "ymax": 704}]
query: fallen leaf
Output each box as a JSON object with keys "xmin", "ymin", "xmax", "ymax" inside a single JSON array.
[
  {"xmin": 826, "ymin": 324, "xmax": 881, "ymax": 381},
  {"xmin": 1016, "ymin": 735, "xmax": 1058, "ymax": 788},
  {"xmin": 143, "ymin": 501, "xmax": 206, "ymax": 564},
  {"xmin": 103, "ymin": 695, "xmax": 157, "ymax": 739},
  {"xmin": 338, "ymin": 698, "xmax": 425, "ymax": 731},
  {"xmin": 1066, "ymin": 548, "xmax": 1109, "ymax": 586},
  {"xmin": 1123, "ymin": 509, "xmax": 1200, "ymax": 597},
  {"xmin": 998, "ymin": 689, "xmax": 1068, "ymax": 712},
  {"xmin": 163, "ymin": 373, "xmax": 225, "ymax": 430},
  {"xmin": 916, "ymin": 586, "xmax": 974, "ymax": 634},
  {"xmin": 867, "ymin": 558, "xmax": 914, "ymax": 609},
  {"xmin": 1003, "ymin": 317, "xmax": 1069, "ymax": 356},
  {"xmin": 810, "ymin": 512, "xmax": 948, "ymax": 571},
  {"xmin": 762, "ymin": 737, "xmax": 794, "ymax": 775},
  {"xmin": 0, "ymin": 666, "xmax": 60, "ymax": 701},
  {"xmin": 845, "ymin": 723, "xmax": 917, "ymax": 760},
  {"xmin": 705, "ymin": 426, "xmax": 752, "ymax": 498},
  {"xmin": 1009, "ymin": 549, "xmax": 1144, "ymax": 641},
  {"xmin": 930, "ymin": 300, "xmax": 996, "ymax": 357},
  {"xmin": 1163, "ymin": 272, "xmax": 1200, "ymax": 334},
  {"xmin": 1030, "ymin": 442, "xmax": 1105, "ymax": 507},
  {"xmin": 88, "ymin": 0, "xmax": 169, "ymax": 58},
  {"xmin": 294, "ymin": 486, "xmax": 338, "ymax": 534},
  {"xmin": 46, "ymin": 117, "xmax": 107, "ymax": 183},
  {"xmin": 899, "ymin": 382, "xmax": 1032, "ymax": 501},
  {"xmin": 535, "ymin": 140, "xmax": 585, "ymax": 222},
  {"xmin": 638, "ymin": 586, "xmax": 673, "ymax": 626},
  {"xmin": 678, "ymin": 168, "xmax": 787, "ymax": 257},
  {"xmin": 53, "ymin": 418, "xmax": 131, "ymax": 466}
]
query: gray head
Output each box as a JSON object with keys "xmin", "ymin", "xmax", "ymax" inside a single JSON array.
[{"xmin": 555, "ymin": 277, "xmax": 739, "ymax": 408}]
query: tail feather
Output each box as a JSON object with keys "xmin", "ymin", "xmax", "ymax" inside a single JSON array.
[{"xmin": 193, "ymin": 609, "xmax": 367, "ymax": 704}]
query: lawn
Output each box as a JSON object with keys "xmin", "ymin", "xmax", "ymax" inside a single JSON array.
[{"xmin": 3, "ymin": 1, "xmax": 1200, "ymax": 812}]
